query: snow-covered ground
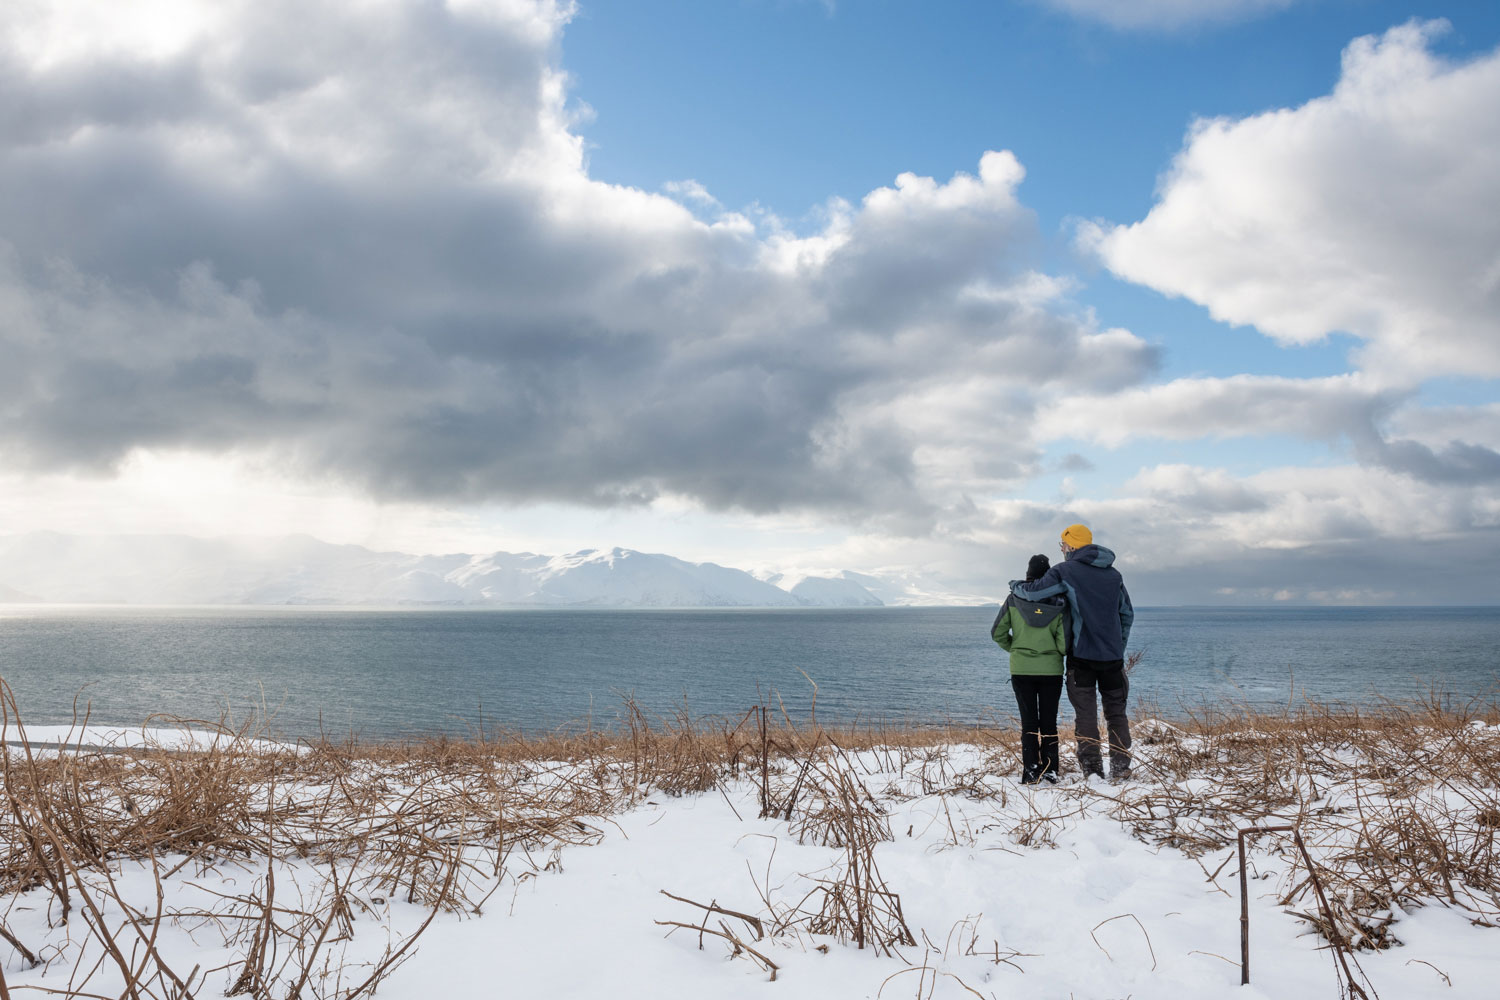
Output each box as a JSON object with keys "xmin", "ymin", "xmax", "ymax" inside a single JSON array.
[
  {"xmin": 2, "ymin": 729, "xmax": 1495, "ymax": 999},
  {"xmin": 6, "ymin": 724, "xmax": 296, "ymax": 754}
]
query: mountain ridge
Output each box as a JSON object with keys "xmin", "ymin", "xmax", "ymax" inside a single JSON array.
[{"xmin": 0, "ymin": 532, "xmax": 974, "ymax": 607}]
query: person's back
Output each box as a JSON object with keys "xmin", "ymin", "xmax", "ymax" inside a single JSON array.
[
  {"xmin": 1017, "ymin": 544, "xmax": 1132, "ymax": 660},
  {"xmin": 990, "ymin": 593, "xmax": 1067, "ymax": 674},
  {"xmin": 992, "ymin": 554, "xmax": 1068, "ymax": 783}
]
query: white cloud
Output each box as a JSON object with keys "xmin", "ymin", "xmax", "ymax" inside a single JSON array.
[
  {"xmin": 1085, "ymin": 21, "xmax": 1500, "ymax": 382},
  {"xmin": 1123, "ymin": 464, "xmax": 1267, "ymax": 514},
  {"xmin": 662, "ymin": 179, "xmax": 721, "ymax": 209},
  {"xmin": 0, "ymin": 0, "xmax": 1154, "ymax": 526},
  {"xmin": 1035, "ymin": 374, "xmax": 1392, "ymax": 446},
  {"xmin": 1039, "ymin": 0, "xmax": 1296, "ymax": 31},
  {"xmin": 1115, "ymin": 459, "xmax": 1495, "ymax": 560}
]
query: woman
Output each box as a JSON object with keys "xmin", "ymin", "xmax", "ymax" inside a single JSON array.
[{"xmin": 990, "ymin": 554, "xmax": 1068, "ymax": 784}]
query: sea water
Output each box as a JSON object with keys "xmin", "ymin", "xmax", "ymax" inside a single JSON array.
[{"xmin": 0, "ymin": 605, "xmax": 1496, "ymax": 740}]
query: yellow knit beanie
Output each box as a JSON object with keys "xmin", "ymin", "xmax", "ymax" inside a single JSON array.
[{"xmin": 1060, "ymin": 523, "xmax": 1093, "ymax": 548}]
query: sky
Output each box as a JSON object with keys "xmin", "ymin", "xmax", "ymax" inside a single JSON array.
[{"xmin": 1, "ymin": 0, "xmax": 1498, "ymax": 604}]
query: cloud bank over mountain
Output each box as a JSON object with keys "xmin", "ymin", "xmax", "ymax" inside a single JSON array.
[
  {"xmin": 0, "ymin": 3, "xmax": 1496, "ymax": 606},
  {"xmin": 0, "ymin": 533, "xmax": 892, "ymax": 608}
]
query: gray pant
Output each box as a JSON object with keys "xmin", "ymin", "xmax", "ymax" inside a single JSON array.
[{"xmin": 1066, "ymin": 656, "xmax": 1131, "ymax": 775}]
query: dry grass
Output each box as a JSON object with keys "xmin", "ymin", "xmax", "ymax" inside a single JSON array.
[
  {"xmin": 0, "ymin": 679, "xmax": 620, "ymax": 999},
  {"xmin": 1112, "ymin": 695, "xmax": 1500, "ymax": 952},
  {"xmin": 2, "ymin": 678, "xmax": 1498, "ymax": 998}
]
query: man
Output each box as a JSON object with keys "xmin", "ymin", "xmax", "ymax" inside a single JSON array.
[{"xmin": 1010, "ymin": 524, "xmax": 1134, "ymax": 782}]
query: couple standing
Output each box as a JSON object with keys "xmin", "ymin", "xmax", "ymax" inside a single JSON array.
[{"xmin": 990, "ymin": 524, "xmax": 1135, "ymax": 784}]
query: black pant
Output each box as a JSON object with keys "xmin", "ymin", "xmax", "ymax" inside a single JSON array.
[
  {"xmin": 1066, "ymin": 655, "xmax": 1132, "ymax": 775},
  {"xmin": 1011, "ymin": 675, "xmax": 1063, "ymax": 778}
]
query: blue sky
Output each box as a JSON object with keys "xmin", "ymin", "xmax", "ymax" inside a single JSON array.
[
  {"xmin": 1, "ymin": 0, "xmax": 1498, "ymax": 603},
  {"xmin": 564, "ymin": 0, "xmax": 1499, "ymax": 385},
  {"xmin": 563, "ymin": 1, "xmax": 1499, "ymax": 217}
]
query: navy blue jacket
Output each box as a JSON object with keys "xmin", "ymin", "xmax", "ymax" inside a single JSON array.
[{"xmin": 1009, "ymin": 544, "xmax": 1133, "ymax": 661}]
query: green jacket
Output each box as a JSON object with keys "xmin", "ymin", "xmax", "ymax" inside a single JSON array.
[{"xmin": 990, "ymin": 594, "xmax": 1067, "ymax": 676}]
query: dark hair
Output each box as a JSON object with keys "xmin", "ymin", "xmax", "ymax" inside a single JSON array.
[{"xmin": 1026, "ymin": 554, "xmax": 1050, "ymax": 582}]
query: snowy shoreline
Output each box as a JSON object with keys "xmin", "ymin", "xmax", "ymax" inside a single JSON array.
[{"xmin": 2, "ymin": 712, "xmax": 1498, "ymax": 999}]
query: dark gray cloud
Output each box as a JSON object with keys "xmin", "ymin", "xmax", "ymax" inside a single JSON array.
[
  {"xmin": 1124, "ymin": 532, "xmax": 1500, "ymax": 606},
  {"xmin": 918, "ymin": 463, "xmax": 1500, "ymax": 606},
  {"xmin": 1352, "ymin": 433, "xmax": 1500, "ymax": 485},
  {"xmin": 1039, "ymin": 372, "xmax": 1500, "ymax": 492},
  {"xmin": 0, "ymin": 2, "xmax": 1156, "ymax": 524}
]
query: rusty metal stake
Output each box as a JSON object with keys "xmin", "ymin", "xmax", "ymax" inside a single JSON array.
[
  {"xmin": 758, "ymin": 706, "xmax": 770, "ymax": 818},
  {"xmin": 1238, "ymin": 824, "xmax": 1295, "ymax": 985}
]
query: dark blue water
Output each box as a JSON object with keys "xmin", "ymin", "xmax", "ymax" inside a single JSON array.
[{"xmin": 0, "ymin": 605, "xmax": 1496, "ymax": 740}]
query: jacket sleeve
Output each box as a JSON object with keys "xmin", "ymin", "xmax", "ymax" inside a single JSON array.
[
  {"xmin": 1119, "ymin": 584, "xmax": 1134, "ymax": 650},
  {"xmin": 1051, "ymin": 607, "xmax": 1069, "ymax": 656},
  {"xmin": 991, "ymin": 596, "xmax": 1015, "ymax": 652},
  {"xmin": 1010, "ymin": 564, "xmax": 1065, "ymax": 602}
]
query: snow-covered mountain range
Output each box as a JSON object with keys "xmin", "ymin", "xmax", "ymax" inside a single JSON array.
[{"xmin": 0, "ymin": 533, "xmax": 975, "ymax": 607}]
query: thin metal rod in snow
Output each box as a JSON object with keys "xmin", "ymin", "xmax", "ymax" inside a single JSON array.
[{"xmin": 1237, "ymin": 824, "xmax": 1295, "ymax": 985}]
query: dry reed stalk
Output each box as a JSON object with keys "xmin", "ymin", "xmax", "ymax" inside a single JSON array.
[{"xmin": 776, "ymin": 754, "xmax": 915, "ymax": 957}]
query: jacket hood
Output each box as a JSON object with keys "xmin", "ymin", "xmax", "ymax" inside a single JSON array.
[{"xmin": 1068, "ymin": 544, "xmax": 1116, "ymax": 568}]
